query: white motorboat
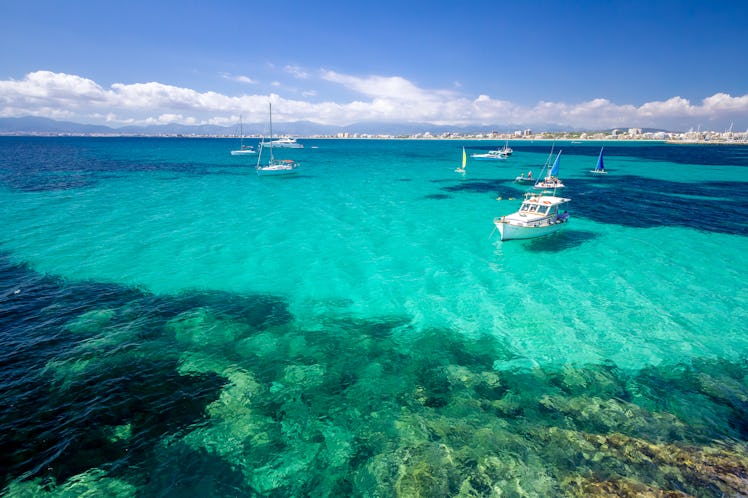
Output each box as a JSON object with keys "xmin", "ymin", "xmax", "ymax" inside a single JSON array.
[
  {"xmin": 494, "ymin": 191, "xmax": 570, "ymax": 241},
  {"xmin": 499, "ymin": 140, "xmax": 513, "ymax": 155},
  {"xmin": 261, "ymin": 137, "xmax": 304, "ymax": 148},
  {"xmin": 471, "ymin": 149, "xmax": 508, "ymax": 160}
]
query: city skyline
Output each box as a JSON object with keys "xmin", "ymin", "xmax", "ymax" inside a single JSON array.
[{"xmin": 2, "ymin": 0, "xmax": 747, "ymax": 131}]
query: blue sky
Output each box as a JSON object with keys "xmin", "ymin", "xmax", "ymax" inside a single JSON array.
[{"xmin": 1, "ymin": 0, "xmax": 747, "ymax": 131}]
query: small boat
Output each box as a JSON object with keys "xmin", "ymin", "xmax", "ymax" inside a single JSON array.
[
  {"xmin": 590, "ymin": 147, "xmax": 607, "ymax": 174},
  {"xmin": 230, "ymin": 116, "xmax": 256, "ymax": 155},
  {"xmin": 534, "ymin": 150, "xmax": 565, "ymax": 189},
  {"xmin": 500, "ymin": 140, "xmax": 513, "ymax": 155},
  {"xmin": 471, "ymin": 149, "xmax": 508, "ymax": 160},
  {"xmin": 455, "ymin": 147, "xmax": 467, "ymax": 173},
  {"xmin": 231, "ymin": 144, "xmax": 256, "ymax": 155},
  {"xmin": 494, "ymin": 191, "xmax": 571, "ymax": 241},
  {"xmin": 256, "ymin": 103, "xmax": 300, "ymax": 176},
  {"xmin": 514, "ymin": 171, "xmax": 535, "ymax": 184},
  {"xmin": 261, "ymin": 137, "xmax": 304, "ymax": 148}
]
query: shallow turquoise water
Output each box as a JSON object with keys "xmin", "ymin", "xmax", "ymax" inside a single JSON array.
[{"xmin": 1, "ymin": 137, "xmax": 748, "ymax": 496}]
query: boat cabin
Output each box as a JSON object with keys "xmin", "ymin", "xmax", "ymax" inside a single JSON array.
[{"xmin": 519, "ymin": 197, "xmax": 559, "ymax": 217}]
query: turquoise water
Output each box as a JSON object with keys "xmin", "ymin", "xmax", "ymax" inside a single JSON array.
[{"xmin": 1, "ymin": 137, "xmax": 748, "ymax": 496}]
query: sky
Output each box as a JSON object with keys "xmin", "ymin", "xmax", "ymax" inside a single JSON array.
[{"xmin": 1, "ymin": 0, "xmax": 747, "ymax": 131}]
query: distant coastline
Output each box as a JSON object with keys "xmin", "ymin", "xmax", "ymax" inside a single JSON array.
[
  {"xmin": 0, "ymin": 117, "xmax": 745, "ymax": 144},
  {"xmin": 1, "ymin": 133, "xmax": 745, "ymax": 145}
]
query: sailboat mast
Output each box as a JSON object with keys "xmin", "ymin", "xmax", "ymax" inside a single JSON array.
[{"xmin": 269, "ymin": 102, "xmax": 274, "ymax": 162}]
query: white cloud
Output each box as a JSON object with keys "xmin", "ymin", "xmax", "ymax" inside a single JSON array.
[
  {"xmin": 0, "ymin": 70, "xmax": 746, "ymax": 130},
  {"xmin": 221, "ymin": 73, "xmax": 256, "ymax": 84},
  {"xmin": 284, "ymin": 65, "xmax": 309, "ymax": 79}
]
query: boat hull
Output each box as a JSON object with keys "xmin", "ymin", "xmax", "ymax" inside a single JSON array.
[
  {"xmin": 256, "ymin": 166, "xmax": 298, "ymax": 176},
  {"xmin": 533, "ymin": 181, "xmax": 565, "ymax": 189},
  {"xmin": 261, "ymin": 141, "xmax": 303, "ymax": 149},
  {"xmin": 495, "ymin": 217, "xmax": 568, "ymax": 241},
  {"xmin": 231, "ymin": 150, "xmax": 256, "ymax": 155}
]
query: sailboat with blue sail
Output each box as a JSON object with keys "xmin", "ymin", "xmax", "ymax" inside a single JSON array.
[
  {"xmin": 534, "ymin": 150, "xmax": 565, "ymax": 189},
  {"xmin": 590, "ymin": 147, "xmax": 607, "ymax": 174}
]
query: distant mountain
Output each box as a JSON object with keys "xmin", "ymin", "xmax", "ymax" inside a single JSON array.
[
  {"xmin": 0, "ymin": 116, "xmax": 676, "ymax": 137},
  {"xmin": 0, "ymin": 116, "xmax": 115, "ymax": 134}
]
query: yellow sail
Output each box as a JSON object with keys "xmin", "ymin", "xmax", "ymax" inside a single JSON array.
[{"xmin": 456, "ymin": 146, "xmax": 467, "ymax": 173}]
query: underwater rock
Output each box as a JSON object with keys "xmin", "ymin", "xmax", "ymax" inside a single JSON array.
[
  {"xmin": 543, "ymin": 428, "xmax": 748, "ymax": 496},
  {"xmin": 392, "ymin": 443, "xmax": 459, "ymax": 497},
  {"xmin": 65, "ymin": 308, "xmax": 116, "ymax": 334},
  {"xmin": 561, "ymin": 475, "xmax": 691, "ymax": 497},
  {"xmin": 181, "ymin": 366, "xmax": 273, "ymax": 465},
  {"xmin": 281, "ymin": 363, "xmax": 326, "ymax": 389},
  {"xmin": 557, "ymin": 363, "xmax": 625, "ymax": 399},
  {"xmin": 581, "ymin": 432, "xmax": 748, "ymax": 496},
  {"xmin": 2, "ymin": 468, "xmax": 137, "ymax": 497},
  {"xmin": 105, "ymin": 423, "xmax": 132, "ymax": 443},
  {"xmin": 538, "ymin": 394, "xmax": 686, "ymax": 438},
  {"xmin": 235, "ymin": 331, "xmax": 279, "ymax": 358},
  {"xmin": 166, "ymin": 308, "xmax": 252, "ymax": 347}
]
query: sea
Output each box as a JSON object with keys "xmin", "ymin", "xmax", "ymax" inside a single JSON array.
[{"xmin": 1, "ymin": 136, "xmax": 747, "ymax": 497}]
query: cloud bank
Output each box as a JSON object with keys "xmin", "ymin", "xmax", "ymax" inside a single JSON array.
[{"xmin": 1, "ymin": 70, "xmax": 747, "ymax": 131}]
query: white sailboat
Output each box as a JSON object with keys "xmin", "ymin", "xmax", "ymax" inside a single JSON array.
[
  {"xmin": 455, "ymin": 147, "xmax": 467, "ymax": 173},
  {"xmin": 230, "ymin": 116, "xmax": 256, "ymax": 155},
  {"xmin": 256, "ymin": 103, "xmax": 300, "ymax": 176}
]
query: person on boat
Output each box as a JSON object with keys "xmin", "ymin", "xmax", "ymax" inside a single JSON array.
[
  {"xmin": 520, "ymin": 173, "xmax": 525, "ymax": 178},
  {"xmin": 528, "ymin": 171, "xmax": 532, "ymax": 178}
]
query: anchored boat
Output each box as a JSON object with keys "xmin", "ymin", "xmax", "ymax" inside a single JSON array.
[{"xmin": 494, "ymin": 191, "xmax": 570, "ymax": 241}]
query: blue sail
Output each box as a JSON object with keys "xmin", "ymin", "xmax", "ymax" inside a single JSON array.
[
  {"xmin": 595, "ymin": 147, "xmax": 605, "ymax": 171},
  {"xmin": 550, "ymin": 151, "xmax": 561, "ymax": 176}
]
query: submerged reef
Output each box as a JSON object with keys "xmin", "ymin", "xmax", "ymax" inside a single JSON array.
[{"xmin": 2, "ymin": 256, "xmax": 748, "ymax": 496}]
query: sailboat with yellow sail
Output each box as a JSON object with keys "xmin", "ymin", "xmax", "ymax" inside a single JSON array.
[{"xmin": 455, "ymin": 147, "xmax": 467, "ymax": 173}]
